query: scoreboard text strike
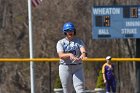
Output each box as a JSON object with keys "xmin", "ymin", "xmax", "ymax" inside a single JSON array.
[{"xmin": 92, "ymin": 5, "xmax": 140, "ymax": 39}]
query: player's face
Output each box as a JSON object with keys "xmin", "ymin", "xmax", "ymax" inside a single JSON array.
[
  {"xmin": 66, "ymin": 31, "xmax": 74, "ymax": 38},
  {"xmin": 107, "ymin": 59, "xmax": 111, "ymax": 63}
]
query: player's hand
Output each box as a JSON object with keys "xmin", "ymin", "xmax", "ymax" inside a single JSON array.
[
  {"xmin": 69, "ymin": 53, "xmax": 79, "ymax": 61},
  {"xmin": 79, "ymin": 55, "xmax": 87, "ymax": 60},
  {"xmin": 69, "ymin": 53, "xmax": 75, "ymax": 60}
]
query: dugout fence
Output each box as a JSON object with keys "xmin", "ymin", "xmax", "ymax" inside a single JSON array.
[
  {"xmin": 0, "ymin": 58, "xmax": 139, "ymax": 93},
  {"xmin": 0, "ymin": 58, "xmax": 139, "ymax": 62}
]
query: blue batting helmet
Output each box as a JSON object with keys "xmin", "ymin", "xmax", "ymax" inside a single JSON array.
[{"xmin": 62, "ymin": 22, "xmax": 76, "ymax": 32}]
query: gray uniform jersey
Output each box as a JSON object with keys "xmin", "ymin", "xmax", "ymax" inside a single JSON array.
[{"xmin": 56, "ymin": 37, "xmax": 85, "ymax": 64}]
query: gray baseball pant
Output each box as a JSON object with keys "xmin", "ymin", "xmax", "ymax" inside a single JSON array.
[{"xmin": 59, "ymin": 64, "xmax": 85, "ymax": 93}]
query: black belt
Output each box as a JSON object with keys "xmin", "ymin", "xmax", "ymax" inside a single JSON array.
[{"xmin": 60, "ymin": 63, "xmax": 82, "ymax": 65}]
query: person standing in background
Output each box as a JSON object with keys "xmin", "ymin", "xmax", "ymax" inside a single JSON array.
[
  {"xmin": 56, "ymin": 22, "xmax": 87, "ymax": 93},
  {"xmin": 102, "ymin": 56, "xmax": 116, "ymax": 93}
]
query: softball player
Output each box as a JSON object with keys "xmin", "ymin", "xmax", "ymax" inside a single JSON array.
[
  {"xmin": 102, "ymin": 56, "xmax": 116, "ymax": 93},
  {"xmin": 56, "ymin": 22, "xmax": 87, "ymax": 93}
]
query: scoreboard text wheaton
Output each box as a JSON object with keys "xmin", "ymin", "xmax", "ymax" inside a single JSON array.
[{"xmin": 92, "ymin": 5, "xmax": 140, "ymax": 39}]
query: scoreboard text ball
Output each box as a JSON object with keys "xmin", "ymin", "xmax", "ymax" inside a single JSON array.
[{"xmin": 92, "ymin": 5, "xmax": 140, "ymax": 39}]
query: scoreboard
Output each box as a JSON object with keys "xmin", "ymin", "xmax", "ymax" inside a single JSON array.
[{"xmin": 92, "ymin": 5, "xmax": 140, "ymax": 39}]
